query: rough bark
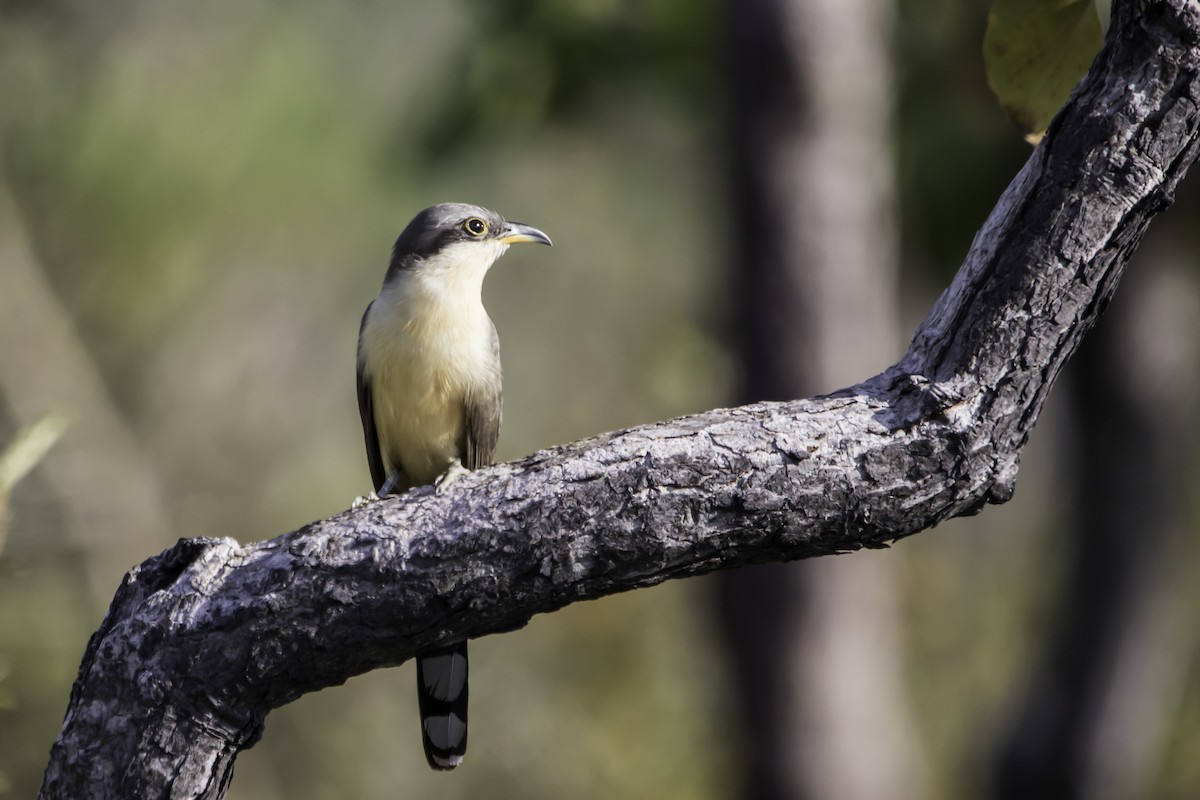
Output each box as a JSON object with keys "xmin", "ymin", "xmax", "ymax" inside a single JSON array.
[{"xmin": 40, "ymin": 1, "xmax": 1200, "ymax": 797}]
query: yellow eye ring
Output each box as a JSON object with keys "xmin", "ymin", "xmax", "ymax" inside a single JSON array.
[{"xmin": 464, "ymin": 217, "xmax": 488, "ymax": 236}]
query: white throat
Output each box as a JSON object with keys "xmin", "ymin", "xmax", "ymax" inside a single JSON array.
[{"xmin": 405, "ymin": 239, "xmax": 508, "ymax": 302}]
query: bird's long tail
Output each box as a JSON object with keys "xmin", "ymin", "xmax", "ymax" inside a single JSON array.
[{"xmin": 416, "ymin": 641, "xmax": 468, "ymax": 770}]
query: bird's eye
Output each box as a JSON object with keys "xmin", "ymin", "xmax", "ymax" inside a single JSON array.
[{"xmin": 464, "ymin": 218, "xmax": 488, "ymax": 237}]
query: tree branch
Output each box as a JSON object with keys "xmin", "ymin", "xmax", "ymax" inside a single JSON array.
[{"xmin": 40, "ymin": 2, "xmax": 1200, "ymax": 797}]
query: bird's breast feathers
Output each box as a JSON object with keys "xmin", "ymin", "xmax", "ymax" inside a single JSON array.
[{"xmin": 361, "ymin": 271, "xmax": 500, "ymax": 485}]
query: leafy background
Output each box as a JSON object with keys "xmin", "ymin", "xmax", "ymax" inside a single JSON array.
[{"xmin": 2, "ymin": 1, "xmax": 1199, "ymax": 798}]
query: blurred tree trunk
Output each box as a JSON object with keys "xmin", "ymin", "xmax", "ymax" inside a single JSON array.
[
  {"xmin": 716, "ymin": 0, "xmax": 925, "ymax": 798},
  {"xmin": 0, "ymin": 184, "xmax": 171, "ymax": 607},
  {"xmin": 992, "ymin": 247, "xmax": 1200, "ymax": 800}
]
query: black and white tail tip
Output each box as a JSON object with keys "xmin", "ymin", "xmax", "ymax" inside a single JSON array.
[{"xmin": 416, "ymin": 641, "xmax": 469, "ymax": 770}]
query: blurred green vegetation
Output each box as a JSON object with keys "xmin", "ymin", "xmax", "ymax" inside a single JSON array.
[{"xmin": 1, "ymin": 1, "xmax": 1198, "ymax": 799}]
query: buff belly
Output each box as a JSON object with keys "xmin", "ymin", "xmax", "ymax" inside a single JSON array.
[{"xmin": 361, "ymin": 270, "xmax": 499, "ymax": 488}]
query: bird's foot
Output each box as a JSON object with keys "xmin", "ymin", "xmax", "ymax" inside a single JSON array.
[
  {"xmin": 351, "ymin": 491, "xmax": 380, "ymax": 509},
  {"xmin": 435, "ymin": 460, "xmax": 469, "ymax": 495}
]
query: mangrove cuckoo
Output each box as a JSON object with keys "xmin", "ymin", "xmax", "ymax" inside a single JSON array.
[{"xmin": 356, "ymin": 202, "xmax": 551, "ymax": 769}]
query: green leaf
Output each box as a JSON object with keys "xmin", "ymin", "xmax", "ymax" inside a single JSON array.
[{"xmin": 984, "ymin": 0, "xmax": 1103, "ymax": 143}]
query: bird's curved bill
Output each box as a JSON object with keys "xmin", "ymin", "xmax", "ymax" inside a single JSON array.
[{"xmin": 497, "ymin": 222, "xmax": 552, "ymax": 246}]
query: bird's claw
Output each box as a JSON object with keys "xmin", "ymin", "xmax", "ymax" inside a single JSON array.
[
  {"xmin": 352, "ymin": 491, "xmax": 380, "ymax": 509},
  {"xmin": 435, "ymin": 460, "xmax": 469, "ymax": 495}
]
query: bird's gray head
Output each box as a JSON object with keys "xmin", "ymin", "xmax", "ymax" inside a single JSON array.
[{"xmin": 387, "ymin": 203, "xmax": 551, "ymax": 279}]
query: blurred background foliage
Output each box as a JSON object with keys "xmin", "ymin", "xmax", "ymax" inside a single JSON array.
[{"xmin": 1, "ymin": 1, "xmax": 1198, "ymax": 798}]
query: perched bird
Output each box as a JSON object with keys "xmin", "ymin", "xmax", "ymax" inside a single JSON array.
[{"xmin": 356, "ymin": 203, "xmax": 551, "ymax": 769}]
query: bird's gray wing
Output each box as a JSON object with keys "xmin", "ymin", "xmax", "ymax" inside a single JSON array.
[
  {"xmin": 356, "ymin": 303, "xmax": 388, "ymax": 493},
  {"xmin": 462, "ymin": 325, "xmax": 502, "ymax": 471}
]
